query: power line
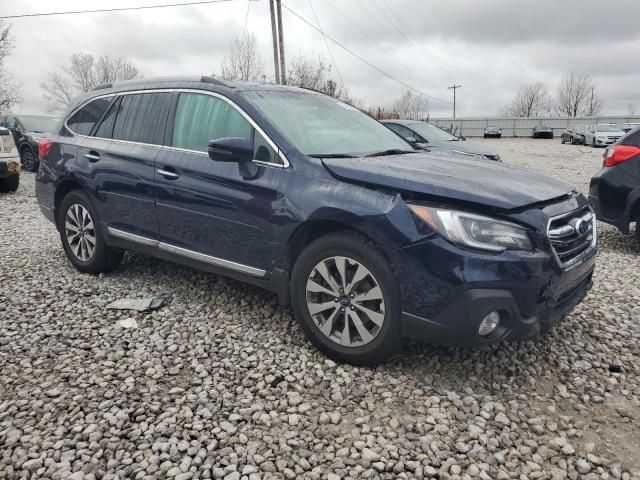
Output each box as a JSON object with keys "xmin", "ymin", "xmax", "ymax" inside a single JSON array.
[
  {"xmin": 308, "ymin": 0, "xmax": 344, "ymax": 87},
  {"xmin": 242, "ymin": 0, "xmax": 251, "ymax": 36},
  {"xmin": 0, "ymin": 0, "xmax": 236, "ymax": 20},
  {"xmin": 282, "ymin": 2, "xmax": 450, "ymax": 105},
  {"xmin": 374, "ymin": 0, "xmax": 455, "ymax": 85}
]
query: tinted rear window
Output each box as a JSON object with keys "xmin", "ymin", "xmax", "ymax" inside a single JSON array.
[
  {"xmin": 67, "ymin": 97, "xmax": 112, "ymax": 135},
  {"xmin": 111, "ymin": 93, "xmax": 172, "ymax": 145}
]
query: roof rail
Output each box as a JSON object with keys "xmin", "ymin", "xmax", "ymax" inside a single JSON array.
[
  {"xmin": 200, "ymin": 75, "xmax": 232, "ymax": 87},
  {"xmin": 93, "ymin": 82, "xmax": 113, "ymax": 91}
]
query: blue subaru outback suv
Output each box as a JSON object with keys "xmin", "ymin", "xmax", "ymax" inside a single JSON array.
[{"xmin": 36, "ymin": 76, "xmax": 597, "ymax": 365}]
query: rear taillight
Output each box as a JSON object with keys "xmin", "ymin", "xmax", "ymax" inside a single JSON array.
[
  {"xmin": 603, "ymin": 145, "xmax": 640, "ymax": 167},
  {"xmin": 38, "ymin": 139, "xmax": 53, "ymax": 161}
]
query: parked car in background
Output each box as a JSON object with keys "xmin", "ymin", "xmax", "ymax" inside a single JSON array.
[
  {"xmin": 383, "ymin": 119, "xmax": 501, "ymax": 161},
  {"xmin": 0, "ymin": 127, "xmax": 20, "ymax": 192},
  {"xmin": 584, "ymin": 124, "xmax": 625, "ymax": 147},
  {"xmin": 532, "ymin": 125, "xmax": 554, "ymax": 139},
  {"xmin": 36, "ymin": 76, "xmax": 595, "ymax": 365},
  {"xmin": 484, "ymin": 126, "xmax": 502, "ymax": 138},
  {"xmin": 590, "ymin": 128, "xmax": 640, "ymax": 244},
  {"xmin": 561, "ymin": 125, "xmax": 588, "ymax": 145},
  {"xmin": 620, "ymin": 123, "xmax": 640, "ymax": 134},
  {"xmin": 0, "ymin": 113, "xmax": 60, "ymax": 172}
]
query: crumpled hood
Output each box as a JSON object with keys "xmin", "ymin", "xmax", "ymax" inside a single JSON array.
[
  {"xmin": 425, "ymin": 140, "xmax": 498, "ymax": 158},
  {"xmin": 322, "ymin": 152, "xmax": 572, "ymax": 210}
]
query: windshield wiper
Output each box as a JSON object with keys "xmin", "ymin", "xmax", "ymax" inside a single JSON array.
[
  {"xmin": 308, "ymin": 153, "xmax": 357, "ymax": 158},
  {"xmin": 365, "ymin": 149, "xmax": 414, "ymax": 157}
]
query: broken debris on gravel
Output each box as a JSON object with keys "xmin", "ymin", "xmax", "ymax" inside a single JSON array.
[{"xmin": 1, "ymin": 139, "xmax": 639, "ymax": 479}]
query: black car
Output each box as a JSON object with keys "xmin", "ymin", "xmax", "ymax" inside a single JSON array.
[
  {"xmin": 383, "ymin": 120, "xmax": 501, "ymax": 161},
  {"xmin": 484, "ymin": 126, "xmax": 502, "ymax": 138},
  {"xmin": 561, "ymin": 125, "xmax": 587, "ymax": 145},
  {"xmin": 36, "ymin": 76, "xmax": 596, "ymax": 365},
  {"xmin": 589, "ymin": 126, "xmax": 640, "ymax": 244},
  {"xmin": 532, "ymin": 125, "xmax": 554, "ymax": 139},
  {"xmin": 0, "ymin": 114, "xmax": 60, "ymax": 172}
]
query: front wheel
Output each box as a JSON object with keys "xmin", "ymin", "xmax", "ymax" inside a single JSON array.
[
  {"xmin": 290, "ymin": 232, "xmax": 402, "ymax": 366},
  {"xmin": 58, "ymin": 190, "xmax": 123, "ymax": 273},
  {"xmin": 561, "ymin": 135, "xmax": 566, "ymax": 144},
  {"xmin": 20, "ymin": 147, "xmax": 38, "ymax": 172},
  {"xmin": 0, "ymin": 174, "xmax": 19, "ymax": 192}
]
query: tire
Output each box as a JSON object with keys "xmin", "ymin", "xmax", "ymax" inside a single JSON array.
[
  {"xmin": 20, "ymin": 147, "xmax": 38, "ymax": 172},
  {"xmin": 290, "ymin": 232, "xmax": 402, "ymax": 366},
  {"xmin": 0, "ymin": 174, "xmax": 19, "ymax": 192},
  {"xmin": 592, "ymin": 138, "xmax": 596, "ymax": 148},
  {"xmin": 561, "ymin": 135, "xmax": 566, "ymax": 144},
  {"xmin": 58, "ymin": 190, "xmax": 123, "ymax": 274},
  {"xmin": 497, "ymin": 134, "xmax": 501, "ymax": 138}
]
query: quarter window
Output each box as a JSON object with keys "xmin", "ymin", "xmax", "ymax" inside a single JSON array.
[
  {"xmin": 171, "ymin": 93, "xmax": 279, "ymax": 164},
  {"xmin": 67, "ymin": 97, "xmax": 111, "ymax": 135},
  {"xmin": 111, "ymin": 93, "xmax": 172, "ymax": 145}
]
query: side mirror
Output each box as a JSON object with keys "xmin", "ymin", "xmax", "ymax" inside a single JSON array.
[{"xmin": 208, "ymin": 137, "xmax": 253, "ymax": 163}]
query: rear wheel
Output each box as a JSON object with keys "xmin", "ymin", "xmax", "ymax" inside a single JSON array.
[
  {"xmin": 291, "ymin": 232, "xmax": 401, "ymax": 366},
  {"xmin": 0, "ymin": 174, "xmax": 19, "ymax": 192},
  {"xmin": 58, "ymin": 190, "xmax": 123, "ymax": 273},
  {"xmin": 20, "ymin": 147, "xmax": 38, "ymax": 172}
]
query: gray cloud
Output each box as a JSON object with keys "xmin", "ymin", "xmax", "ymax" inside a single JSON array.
[{"xmin": 4, "ymin": 0, "xmax": 640, "ymax": 116}]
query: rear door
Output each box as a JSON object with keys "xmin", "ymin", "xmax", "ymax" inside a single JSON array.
[
  {"xmin": 77, "ymin": 92, "xmax": 173, "ymax": 239},
  {"xmin": 154, "ymin": 91, "xmax": 284, "ymax": 273}
]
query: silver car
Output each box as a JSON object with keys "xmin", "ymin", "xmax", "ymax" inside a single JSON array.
[{"xmin": 584, "ymin": 124, "xmax": 625, "ymax": 147}]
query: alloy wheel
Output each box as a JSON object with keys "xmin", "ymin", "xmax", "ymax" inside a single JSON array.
[
  {"xmin": 65, "ymin": 204, "xmax": 96, "ymax": 262},
  {"xmin": 305, "ymin": 256, "xmax": 385, "ymax": 347},
  {"xmin": 22, "ymin": 149, "xmax": 36, "ymax": 171}
]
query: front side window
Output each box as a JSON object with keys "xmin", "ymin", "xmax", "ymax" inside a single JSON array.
[
  {"xmin": 405, "ymin": 122, "xmax": 458, "ymax": 142},
  {"xmin": 67, "ymin": 97, "xmax": 112, "ymax": 135},
  {"xmin": 387, "ymin": 123, "xmax": 421, "ymax": 142},
  {"xmin": 111, "ymin": 93, "xmax": 172, "ymax": 144},
  {"xmin": 242, "ymin": 90, "xmax": 411, "ymax": 157},
  {"xmin": 171, "ymin": 93, "xmax": 279, "ymax": 164}
]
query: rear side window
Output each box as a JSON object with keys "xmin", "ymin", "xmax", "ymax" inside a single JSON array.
[
  {"xmin": 111, "ymin": 93, "xmax": 172, "ymax": 145},
  {"xmin": 67, "ymin": 97, "xmax": 111, "ymax": 135},
  {"xmin": 171, "ymin": 93, "xmax": 252, "ymax": 152}
]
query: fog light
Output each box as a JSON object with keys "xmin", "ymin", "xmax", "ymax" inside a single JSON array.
[{"xmin": 478, "ymin": 311, "xmax": 500, "ymax": 336}]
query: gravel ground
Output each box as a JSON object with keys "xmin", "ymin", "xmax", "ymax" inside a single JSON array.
[{"xmin": 1, "ymin": 138, "xmax": 639, "ymax": 480}]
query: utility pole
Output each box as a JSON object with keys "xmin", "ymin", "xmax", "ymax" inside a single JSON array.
[
  {"xmin": 269, "ymin": 0, "xmax": 280, "ymax": 84},
  {"xmin": 275, "ymin": 0, "xmax": 286, "ymax": 84},
  {"xmin": 448, "ymin": 84, "xmax": 461, "ymax": 119}
]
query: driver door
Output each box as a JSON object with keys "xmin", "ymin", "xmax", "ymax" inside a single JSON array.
[{"xmin": 154, "ymin": 92, "xmax": 285, "ymax": 273}]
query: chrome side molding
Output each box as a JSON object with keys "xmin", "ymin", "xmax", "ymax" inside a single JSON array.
[{"xmin": 106, "ymin": 227, "xmax": 266, "ymax": 277}]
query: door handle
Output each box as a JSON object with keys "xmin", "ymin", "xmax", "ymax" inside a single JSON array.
[
  {"xmin": 84, "ymin": 151, "xmax": 100, "ymax": 162},
  {"xmin": 157, "ymin": 168, "xmax": 180, "ymax": 179}
]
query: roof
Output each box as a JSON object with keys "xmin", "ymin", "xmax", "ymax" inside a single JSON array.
[{"xmin": 380, "ymin": 119, "xmax": 423, "ymax": 125}]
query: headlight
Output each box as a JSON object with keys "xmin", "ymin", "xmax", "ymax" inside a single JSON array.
[
  {"xmin": 408, "ymin": 205, "xmax": 533, "ymax": 252},
  {"xmin": 597, "ymin": 135, "xmax": 606, "ymax": 140}
]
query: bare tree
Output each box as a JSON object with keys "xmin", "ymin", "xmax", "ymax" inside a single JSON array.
[
  {"xmin": 626, "ymin": 101, "xmax": 637, "ymax": 117},
  {"xmin": 555, "ymin": 72, "xmax": 602, "ymax": 117},
  {"xmin": 41, "ymin": 53, "xmax": 142, "ymax": 112},
  {"xmin": 392, "ymin": 89, "xmax": 429, "ymax": 120},
  {"xmin": 507, "ymin": 82, "xmax": 550, "ymax": 117},
  {"xmin": 220, "ymin": 33, "xmax": 264, "ymax": 82},
  {"xmin": 0, "ymin": 20, "xmax": 21, "ymax": 112},
  {"xmin": 286, "ymin": 54, "xmax": 353, "ymax": 103}
]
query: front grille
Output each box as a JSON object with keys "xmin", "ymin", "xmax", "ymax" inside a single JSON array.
[
  {"xmin": 548, "ymin": 205, "xmax": 596, "ymax": 270},
  {"xmin": 607, "ymin": 136, "xmax": 621, "ymax": 141}
]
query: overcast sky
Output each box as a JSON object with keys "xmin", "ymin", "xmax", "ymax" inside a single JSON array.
[{"xmin": 4, "ymin": 0, "xmax": 640, "ymax": 117}]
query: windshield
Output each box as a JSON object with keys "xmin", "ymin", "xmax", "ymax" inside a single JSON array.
[
  {"xmin": 596, "ymin": 124, "xmax": 622, "ymax": 132},
  {"xmin": 242, "ymin": 90, "xmax": 411, "ymax": 157},
  {"xmin": 19, "ymin": 115, "xmax": 60, "ymax": 133},
  {"xmin": 405, "ymin": 122, "xmax": 458, "ymax": 142},
  {"xmin": 571, "ymin": 125, "xmax": 587, "ymax": 133}
]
